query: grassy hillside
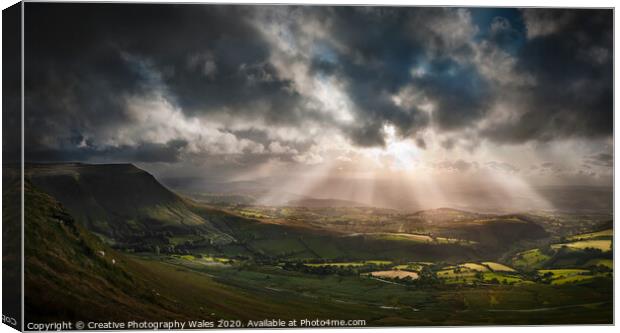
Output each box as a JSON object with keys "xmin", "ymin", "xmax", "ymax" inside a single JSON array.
[
  {"xmin": 20, "ymin": 181, "xmax": 376, "ymax": 322},
  {"xmin": 23, "ymin": 180, "xmax": 184, "ymax": 321},
  {"xmin": 219, "ymin": 206, "xmax": 548, "ymax": 252},
  {"xmin": 189, "ymin": 203, "xmax": 482, "ymax": 262},
  {"xmin": 6, "ymin": 168, "xmax": 612, "ymax": 325},
  {"xmin": 2, "ymin": 173, "xmax": 22, "ymax": 326},
  {"xmin": 24, "ymin": 163, "xmax": 232, "ymax": 246},
  {"xmin": 20, "ymin": 164, "xmax": 487, "ymax": 262},
  {"xmin": 511, "ymin": 228, "xmax": 613, "ymax": 271}
]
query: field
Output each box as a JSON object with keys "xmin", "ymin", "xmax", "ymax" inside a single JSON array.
[
  {"xmin": 460, "ymin": 263, "xmax": 489, "ymax": 271},
  {"xmin": 13, "ymin": 164, "xmax": 614, "ymax": 326},
  {"xmin": 567, "ymin": 229, "xmax": 613, "ymax": 241},
  {"xmin": 537, "ymin": 269, "xmax": 611, "ymax": 285},
  {"xmin": 368, "ymin": 270, "xmax": 420, "ymax": 279},
  {"xmin": 585, "ymin": 259, "xmax": 613, "ymax": 269},
  {"xmin": 143, "ymin": 253, "xmax": 612, "ymax": 325},
  {"xmin": 552, "ymin": 240, "xmax": 612, "ymax": 252},
  {"xmin": 305, "ymin": 260, "xmax": 392, "ymax": 267},
  {"xmin": 511, "ymin": 249, "xmax": 552, "ymax": 270},
  {"xmin": 483, "ymin": 262, "xmax": 516, "ymax": 272}
]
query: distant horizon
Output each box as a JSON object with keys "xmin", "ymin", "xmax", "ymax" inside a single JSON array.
[{"xmin": 16, "ymin": 160, "xmax": 613, "ymax": 213}]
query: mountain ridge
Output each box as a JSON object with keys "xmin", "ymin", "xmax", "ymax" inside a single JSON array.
[{"xmin": 23, "ymin": 163, "xmax": 233, "ymax": 246}]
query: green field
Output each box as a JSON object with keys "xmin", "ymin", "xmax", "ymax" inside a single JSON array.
[
  {"xmin": 461, "ymin": 263, "xmax": 489, "ymax": 271},
  {"xmin": 483, "ymin": 262, "xmax": 516, "ymax": 272},
  {"xmin": 305, "ymin": 260, "xmax": 392, "ymax": 268},
  {"xmin": 585, "ymin": 259, "xmax": 613, "ymax": 269},
  {"xmin": 552, "ymin": 240, "xmax": 612, "ymax": 252},
  {"xmin": 537, "ymin": 269, "xmax": 608, "ymax": 285},
  {"xmin": 567, "ymin": 229, "xmax": 612, "ymax": 241},
  {"xmin": 157, "ymin": 254, "xmax": 613, "ymax": 325},
  {"xmin": 14, "ymin": 164, "xmax": 614, "ymax": 326}
]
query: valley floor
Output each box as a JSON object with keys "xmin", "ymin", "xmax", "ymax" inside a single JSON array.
[{"xmin": 123, "ymin": 253, "xmax": 613, "ymax": 326}]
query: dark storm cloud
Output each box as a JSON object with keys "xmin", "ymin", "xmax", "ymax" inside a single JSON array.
[
  {"xmin": 294, "ymin": 7, "xmax": 610, "ymax": 147},
  {"xmin": 482, "ymin": 9, "xmax": 612, "ymax": 144},
  {"xmin": 413, "ymin": 60, "xmax": 491, "ymax": 130},
  {"xmin": 23, "ymin": 4, "xmax": 613, "ymax": 163},
  {"xmin": 304, "ymin": 8, "xmax": 420, "ymax": 146},
  {"xmin": 24, "ymin": 3, "xmax": 309, "ymax": 162}
]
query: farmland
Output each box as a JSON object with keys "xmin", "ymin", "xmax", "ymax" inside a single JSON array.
[
  {"xmin": 134, "ymin": 252, "xmax": 612, "ymax": 325},
  {"xmin": 14, "ymin": 163, "xmax": 614, "ymax": 326},
  {"xmin": 368, "ymin": 270, "xmax": 420, "ymax": 279}
]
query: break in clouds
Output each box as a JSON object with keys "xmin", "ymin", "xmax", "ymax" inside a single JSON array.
[{"xmin": 17, "ymin": 4, "xmax": 612, "ymax": 192}]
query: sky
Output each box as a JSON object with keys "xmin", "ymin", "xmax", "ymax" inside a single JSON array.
[{"xmin": 17, "ymin": 4, "xmax": 613, "ymax": 208}]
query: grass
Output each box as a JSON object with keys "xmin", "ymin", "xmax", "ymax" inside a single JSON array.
[
  {"xmin": 392, "ymin": 262, "xmax": 430, "ymax": 271},
  {"xmin": 482, "ymin": 272, "xmax": 523, "ymax": 284},
  {"xmin": 567, "ymin": 229, "xmax": 612, "ymax": 241},
  {"xmin": 551, "ymin": 275, "xmax": 597, "ymax": 285},
  {"xmin": 512, "ymin": 249, "xmax": 551, "ymax": 269},
  {"xmin": 368, "ymin": 270, "xmax": 420, "ymax": 280},
  {"xmin": 250, "ymin": 238, "xmax": 307, "ymax": 255},
  {"xmin": 161, "ymin": 254, "xmax": 615, "ymax": 324},
  {"xmin": 552, "ymin": 240, "xmax": 612, "ymax": 252},
  {"xmin": 438, "ymin": 272, "xmax": 478, "ymax": 284},
  {"xmin": 372, "ymin": 233, "xmax": 434, "ymax": 242},
  {"xmin": 305, "ymin": 260, "xmax": 392, "ymax": 268},
  {"xmin": 16, "ymin": 164, "xmax": 615, "ymax": 326},
  {"xmin": 460, "ymin": 263, "xmax": 489, "ymax": 272},
  {"xmin": 483, "ymin": 262, "xmax": 516, "ymax": 272},
  {"xmin": 538, "ymin": 269, "xmax": 589, "ymax": 276},
  {"xmin": 436, "ymin": 262, "xmax": 524, "ymax": 285},
  {"xmin": 585, "ymin": 259, "xmax": 613, "ymax": 269},
  {"xmin": 371, "ymin": 233, "xmax": 471, "ymax": 245},
  {"xmin": 538, "ymin": 269, "xmax": 594, "ymax": 285},
  {"xmin": 171, "ymin": 254, "xmax": 232, "ymax": 264}
]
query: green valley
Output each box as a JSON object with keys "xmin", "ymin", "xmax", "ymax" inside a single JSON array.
[{"xmin": 6, "ymin": 163, "xmax": 613, "ymax": 326}]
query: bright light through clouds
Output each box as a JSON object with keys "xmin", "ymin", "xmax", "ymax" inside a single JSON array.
[
  {"xmin": 364, "ymin": 125, "xmax": 419, "ymax": 172},
  {"xmin": 21, "ymin": 5, "xmax": 612, "ymax": 212}
]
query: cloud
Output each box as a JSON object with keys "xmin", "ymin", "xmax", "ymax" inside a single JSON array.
[
  {"xmin": 585, "ymin": 153, "xmax": 613, "ymax": 168},
  {"xmin": 22, "ymin": 4, "xmax": 612, "ymax": 180},
  {"xmin": 482, "ymin": 9, "xmax": 612, "ymax": 144},
  {"xmin": 485, "ymin": 161, "xmax": 520, "ymax": 173},
  {"xmin": 26, "ymin": 140, "xmax": 188, "ymax": 163},
  {"xmin": 521, "ymin": 9, "xmax": 574, "ymax": 39},
  {"xmin": 434, "ymin": 159, "xmax": 475, "ymax": 173}
]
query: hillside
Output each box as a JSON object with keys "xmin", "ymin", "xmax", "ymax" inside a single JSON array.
[
  {"xmin": 219, "ymin": 206, "xmax": 549, "ymax": 252},
  {"xmin": 24, "ymin": 163, "xmax": 232, "ymax": 246},
  {"xmin": 16, "ymin": 181, "xmax": 369, "ymax": 322},
  {"xmin": 21, "ymin": 181, "xmax": 179, "ymax": 321},
  {"xmin": 411, "ymin": 209, "xmax": 549, "ymax": 247},
  {"xmin": 22, "ymin": 164, "xmax": 484, "ymax": 262},
  {"xmin": 4, "ymin": 165, "xmax": 611, "ymax": 325}
]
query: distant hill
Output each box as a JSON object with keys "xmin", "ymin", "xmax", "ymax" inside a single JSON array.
[
  {"xmin": 408, "ymin": 209, "xmax": 548, "ymax": 247},
  {"xmin": 286, "ymin": 198, "xmax": 368, "ymax": 208},
  {"xmin": 18, "ymin": 163, "xmax": 549, "ymax": 260},
  {"xmin": 534, "ymin": 186, "xmax": 613, "ymax": 213},
  {"xmin": 23, "ymin": 163, "xmax": 232, "ymax": 245}
]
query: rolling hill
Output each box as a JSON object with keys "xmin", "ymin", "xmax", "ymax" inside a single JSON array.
[
  {"xmin": 14, "ymin": 181, "xmax": 371, "ymax": 323},
  {"xmin": 24, "ymin": 163, "xmax": 232, "ymax": 245},
  {"xmin": 20, "ymin": 163, "xmax": 549, "ymax": 262},
  {"xmin": 3, "ymin": 163, "xmax": 611, "ymax": 325}
]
